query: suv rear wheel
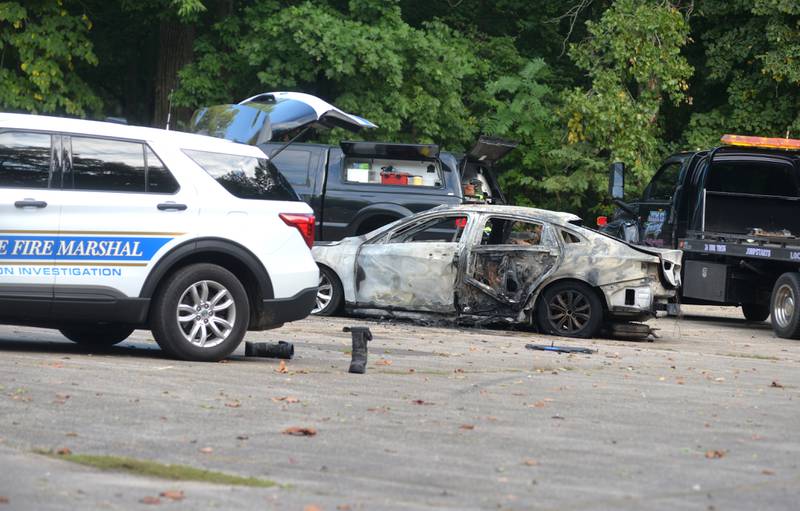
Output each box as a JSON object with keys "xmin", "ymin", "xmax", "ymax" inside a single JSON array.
[
  {"xmin": 151, "ymin": 263, "xmax": 250, "ymax": 361},
  {"xmin": 60, "ymin": 324, "xmax": 134, "ymax": 347}
]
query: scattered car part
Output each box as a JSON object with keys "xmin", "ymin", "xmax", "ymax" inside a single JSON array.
[
  {"xmin": 344, "ymin": 326, "xmax": 373, "ymax": 374},
  {"xmin": 525, "ymin": 343, "xmax": 595, "ymax": 354},
  {"xmin": 244, "ymin": 340, "xmax": 294, "ymax": 359},
  {"xmin": 607, "ymin": 322, "xmax": 656, "ymax": 341}
]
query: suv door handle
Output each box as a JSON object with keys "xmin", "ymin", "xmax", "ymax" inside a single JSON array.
[
  {"xmin": 15, "ymin": 200, "xmax": 47, "ymax": 209},
  {"xmin": 157, "ymin": 202, "xmax": 187, "ymax": 211}
]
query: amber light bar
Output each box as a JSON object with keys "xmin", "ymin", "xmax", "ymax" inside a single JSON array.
[{"xmin": 721, "ymin": 134, "xmax": 800, "ymax": 150}]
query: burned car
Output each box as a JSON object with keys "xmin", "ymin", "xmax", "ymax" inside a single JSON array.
[{"xmin": 311, "ymin": 205, "xmax": 682, "ymax": 338}]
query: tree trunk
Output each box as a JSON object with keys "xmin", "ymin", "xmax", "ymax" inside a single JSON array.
[{"xmin": 153, "ymin": 20, "xmax": 195, "ymax": 128}]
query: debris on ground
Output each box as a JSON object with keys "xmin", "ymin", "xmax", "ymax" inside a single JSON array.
[
  {"xmin": 245, "ymin": 341, "xmax": 294, "ymax": 359},
  {"xmin": 344, "ymin": 326, "xmax": 373, "ymax": 374},
  {"xmin": 283, "ymin": 427, "xmax": 317, "ymax": 437},
  {"xmin": 525, "ymin": 343, "xmax": 595, "ymax": 354}
]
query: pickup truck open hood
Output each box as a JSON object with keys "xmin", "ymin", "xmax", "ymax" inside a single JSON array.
[
  {"xmin": 188, "ymin": 92, "xmax": 377, "ymax": 145},
  {"xmin": 466, "ymin": 136, "xmax": 518, "ymax": 165}
]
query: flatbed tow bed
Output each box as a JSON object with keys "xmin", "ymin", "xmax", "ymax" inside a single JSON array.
[{"xmin": 681, "ymin": 231, "xmax": 800, "ymax": 264}]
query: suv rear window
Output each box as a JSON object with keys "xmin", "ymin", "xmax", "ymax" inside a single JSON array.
[{"xmin": 184, "ymin": 149, "xmax": 300, "ymax": 201}]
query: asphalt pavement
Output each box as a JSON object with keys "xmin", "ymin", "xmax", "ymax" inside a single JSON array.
[{"xmin": 0, "ymin": 307, "xmax": 798, "ymax": 510}]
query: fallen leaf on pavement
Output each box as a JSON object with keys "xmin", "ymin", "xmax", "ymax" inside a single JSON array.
[
  {"xmin": 283, "ymin": 427, "xmax": 317, "ymax": 437},
  {"xmin": 272, "ymin": 396, "xmax": 299, "ymax": 403},
  {"xmin": 159, "ymin": 490, "xmax": 184, "ymax": 501},
  {"xmin": 337, "ymin": 505, "xmax": 352, "ymax": 511},
  {"xmin": 198, "ymin": 447, "xmax": 213, "ymax": 454},
  {"xmin": 459, "ymin": 424, "xmax": 475, "ymax": 430},
  {"xmin": 770, "ymin": 381, "xmax": 784, "ymax": 388},
  {"xmin": 236, "ymin": 435, "xmax": 249, "ymax": 440},
  {"xmin": 522, "ymin": 458, "xmax": 539, "ymax": 466},
  {"xmin": 411, "ymin": 399, "xmax": 433, "ymax": 405},
  {"xmin": 224, "ymin": 401, "xmax": 241, "ymax": 408},
  {"xmin": 529, "ymin": 401, "xmax": 547, "ymax": 408},
  {"xmin": 140, "ymin": 496, "xmax": 161, "ymax": 505},
  {"xmin": 0, "ymin": 496, "xmax": 8, "ymax": 504},
  {"xmin": 762, "ymin": 469, "xmax": 775, "ymax": 475},
  {"xmin": 65, "ymin": 432, "xmax": 78, "ymax": 437},
  {"xmin": 276, "ymin": 361, "xmax": 288, "ymax": 374},
  {"xmin": 304, "ymin": 506, "xmax": 322, "ymax": 511},
  {"xmin": 375, "ymin": 359, "xmax": 392, "ymax": 366},
  {"xmin": 56, "ymin": 447, "xmax": 72, "ymax": 456},
  {"xmin": 705, "ymin": 450, "xmax": 726, "ymax": 459}
]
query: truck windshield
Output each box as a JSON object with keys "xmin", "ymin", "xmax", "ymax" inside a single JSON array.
[{"xmin": 184, "ymin": 149, "xmax": 300, "ymax": 202}]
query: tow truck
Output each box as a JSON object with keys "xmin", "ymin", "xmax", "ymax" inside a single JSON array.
[{"xmin": 604, "ymin": 134, "xmax": 800, "ymax": 339}]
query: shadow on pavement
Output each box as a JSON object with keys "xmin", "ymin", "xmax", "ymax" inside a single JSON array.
[
  {"xmin": 674, "ymin": 313, "xmax": 772, "ymax": 330},
  {"xmin": 0, "ymin": 338, "xmax": 169, "ymax": 359}
]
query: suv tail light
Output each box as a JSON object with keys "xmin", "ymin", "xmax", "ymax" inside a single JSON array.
[{"xmin": 280, "ymin": 213, "xmax": 315, "ymax": 248}]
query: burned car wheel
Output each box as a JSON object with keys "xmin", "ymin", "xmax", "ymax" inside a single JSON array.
[
  {"xmin": 312, "ymin": 265, "xmax": 343, "ymax": 316},
  {"xmin": 535, "ymin": 281, "xmax": 603, "ymax": 338}
]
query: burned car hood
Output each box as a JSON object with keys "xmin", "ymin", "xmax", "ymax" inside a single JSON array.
[{"xmin": 189, "ymin": 92, "xmax": 377, "ymax": 145}]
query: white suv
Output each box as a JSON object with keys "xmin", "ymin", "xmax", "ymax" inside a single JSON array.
[{"xmin": 0, "ymin": 113, "xmax": 318, "ymax": 361}]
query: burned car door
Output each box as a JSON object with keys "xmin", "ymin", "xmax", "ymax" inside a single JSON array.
[
  {"xmin": 458, "ymin": 215, "xmax": 559, "ymax": 317},
  {"xmin": 354, "ymin": 214, "xmax": 469, "ymax": 313}
]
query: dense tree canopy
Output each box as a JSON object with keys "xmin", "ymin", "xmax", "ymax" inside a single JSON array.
[{"xmin": 1, "ymin": 0, "xmax": 799, "ymax": 217}]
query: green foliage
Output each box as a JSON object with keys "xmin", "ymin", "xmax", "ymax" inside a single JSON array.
[
  {"xmin": 174, "ymin": 0, "xmax": 517, "ymax": 149},
  {"xmin": 0, "ymin": 0, "xmax": 101, "ymax": 116},
  {"xmin": 563, "ymin": 0, "xmax": 693, "ymax": 201},
  {"xmin": 684, "ymin": 0, "xmax": 800, "ymax": 147},
  {"xmin": 4, "ymin": 0, "xmax": 800, "ymax": 218}
]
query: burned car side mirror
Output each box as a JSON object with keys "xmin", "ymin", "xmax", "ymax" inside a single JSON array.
[{"xmin": 609, "ymin": 162, "xmax": 625, "ymax": 199}]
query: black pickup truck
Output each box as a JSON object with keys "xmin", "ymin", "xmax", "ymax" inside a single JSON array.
[
  {"xmin": 605, "ymin": 134, "xmax": 800, "ymax": 338},
  {"xmin": 261, "ymin": 138, "xmax": 511, "ymax": 241},
  {"xmin": 187, "ymin": 91, "xmax": 513, "ymax": 241}
]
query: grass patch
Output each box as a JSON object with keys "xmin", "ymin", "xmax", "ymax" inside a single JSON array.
[{"xmin": 37, "ymin": 451, "xmax": 277, "ymax": 488}]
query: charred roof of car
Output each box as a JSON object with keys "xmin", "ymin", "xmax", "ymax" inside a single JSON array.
[{"xmin": 430, "ymin": 204, "xmax": 582, "ymax": 226}]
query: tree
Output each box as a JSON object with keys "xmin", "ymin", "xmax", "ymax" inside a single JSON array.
[
  {"xmin": 173, "ymin": 0, "xmax": 521, "ymax": 149},
  {"xmin": 684, "ymin": 0, "xmax": 800, "ymax": 147},
  {"xmin": 0, "ymin": 1, "xmax": 101, "ymax": 116},
  {"xmin": 562, "ymin": 0, "xmax": 693, "ymax": 201}
]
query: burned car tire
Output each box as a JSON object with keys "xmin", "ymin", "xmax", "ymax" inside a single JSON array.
[
  {"xmin": 770, "ymin": 273, "xmax": 800, "ymax": 339},
  {"xmin": 60, "ymin": 324, "xmax": 134, "ymax": 346},
  {"xmin": 312, "ymin": 265, "xmax": 343, "ymax": 316},
  {"xmin": 742, "ymin": 303, "xmax": 769, "ymax": 322},
  {"xmin": 535, "ymin": 281, "xmax": 603, "ymax": 339},
  {"xmin": 151, "ymin": 263, "xmax": 249, "ymax": 361}
]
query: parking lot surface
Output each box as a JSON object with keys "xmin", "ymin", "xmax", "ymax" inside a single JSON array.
[{"xmin": 0, "ymin": 307, "xmax": 798, "ymax": 510}]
